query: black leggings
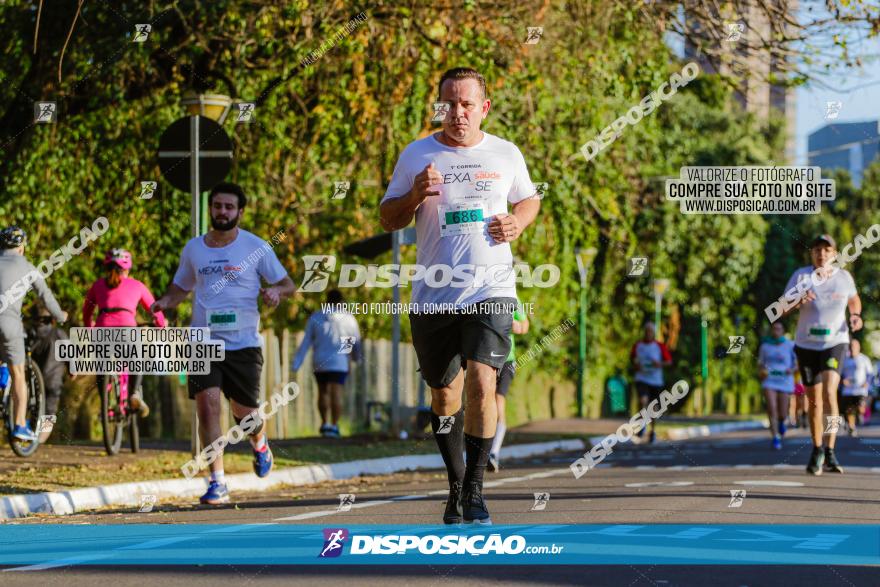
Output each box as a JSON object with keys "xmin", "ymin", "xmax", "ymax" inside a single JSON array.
[{"xmin": 96, "ymin": 373, "xmax": 143, "ymax": 402}]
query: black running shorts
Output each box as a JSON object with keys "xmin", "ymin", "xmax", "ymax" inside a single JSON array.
[
  {"xmin": 409, "ymin": 297, "xmax": 515, "ymax": 389},
  {"xmin": 188, "ymin": 346, "xmax": 263, "ymax": 408},
  {"xmin": 794, "ymin": 343, "xmax": 847, "ymax": 387},
  {"xmin": 495, "ymin": 361, "xmax": 516, "ymax": 396}
]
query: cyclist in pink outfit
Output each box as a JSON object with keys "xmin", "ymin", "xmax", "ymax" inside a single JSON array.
[{"xmin": 83, "ymin": 249, "xmax": 166, "ymax": 417}]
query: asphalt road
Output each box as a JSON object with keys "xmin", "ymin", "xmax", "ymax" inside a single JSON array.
[{"xmin": 2, "ymin": 425, "xmax": 879, "ymax": 586}]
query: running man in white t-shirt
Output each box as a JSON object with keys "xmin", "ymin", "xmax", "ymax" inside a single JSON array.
[
  {"xmin": 380, "ymin": 67, "xmax": 540, "ymax": 525},
  {"xmin": 779, "ymin": 234, "xmax": 862, "ymax": 475},
  {"xmin": 758, "ymin": 321, "xmax": 798, "ymax": 450},
  {"xmin": 840, "ymin": 339, "xmax": 873, "ymax": 437},
  {"xmin": 153, "ymin": 183, "xmax": 297, "ymax": 504}
]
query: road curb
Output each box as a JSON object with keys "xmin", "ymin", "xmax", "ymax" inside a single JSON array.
[
  {"xmin": 664, "ymin": 419, "xmax": 768, "ymax": 441},
  {"xmin": 587, "ymin": 419, "xmax": 768, "ymax": 445},
  {"xmin": 0, "ymin": 439, "xmax": 584, "ymax": 520}
]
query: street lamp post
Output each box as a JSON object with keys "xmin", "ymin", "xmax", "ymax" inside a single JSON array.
[
  {"xmin": 700, "ymin": 296, "xmax": 710, "ymax": 415},
  {"xmin": 652, "ymin": 278, "xmax": 670, "ymax": 341},
  {"xmin": 575, "ymin": 247, "xmax": 597, "ymax": 418}
]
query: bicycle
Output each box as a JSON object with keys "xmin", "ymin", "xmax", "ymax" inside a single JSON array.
[
  {"xmin": 1, "ymin": 328, "xmax": 46, "ymax": 457},
  {"xmin": 99, "ymin": 370, "xmax": 140, "ymax": 455}
]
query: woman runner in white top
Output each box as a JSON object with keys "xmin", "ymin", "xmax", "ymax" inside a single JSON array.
[
  {"xmin": 780, "ymin": 234, "xmax": 862, "ymax": 475},
  {"xmin": 757, "ymin": 321, "xmax": 797, "ymax": 450}
]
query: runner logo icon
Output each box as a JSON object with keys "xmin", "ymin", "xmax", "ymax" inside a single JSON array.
[
  {"xmin": 34, "ymin": 102, "xmax": 56, "ymax": 123},
  {"xmin": 531, "ymin": 492, "xmax": 550, "ymax": 511},
  {"xmin": 337, "ymin": 494, "xmax": 356, "ymax": 512},
  {"xmin": 140, "ymin": 181, "xmax": 157, "ymax": 199},
  {"xmin": 628, "ymin": 257, "xmax": 648, "ymax": 276},
  {"xmin": 300, "ymin": 255, "xmax": 337, "ymax": 292},
  {"xmin": 824, "ymin": 415, "xmax": 844, "ymax": 434},
  {"xmin": 338, "ymin": 336, "xmax": 356, "ymax": 354},
  {"xmin": 728, "ymin": 489, "xmax": 746, "ymax": 508},
  {"xmin": 332, "ymin": 181, "xmax": 350, "ymax": 200},
  {"xmin": 436, "ymin": 416, "xmax": 455, "ymax": 434},
  {"xmin": 727, "ymin": 336, "xmax": 745, "ymax": 354},
  {"xmin": 133, "ymin": 24, "xmax": 151, "ymax": 42},
  {"xmin": 524, "ymin": 27, "xmax": 543, "ymax": 44},
  {"xmin": 319, "ymin": 528, "xmax": 349, "ymax": 558}
]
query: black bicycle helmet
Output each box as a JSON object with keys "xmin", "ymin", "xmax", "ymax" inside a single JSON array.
[{"xmin": 0, "ymin": 226, "xmax": 27, "ymax": 248}]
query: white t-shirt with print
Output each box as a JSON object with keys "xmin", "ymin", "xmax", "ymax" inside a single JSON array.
[
  {"xmin": 382, "ymin": 132, "xmax": 536, "ymax": 307},
  {"xmin": 784, "ymin": 266, "xmax": 856, "ymax": 351},
  {"xmin": 758, "ymin": 338, "xmax": 797, "ymax": 393},
  {"xmin": 173, "ymin": 229, "xmax": 288, "ymax": 351}
]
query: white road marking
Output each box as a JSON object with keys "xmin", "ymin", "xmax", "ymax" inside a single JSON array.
[
  {"xmin": 5, "ymin": 554, "xmax": 113, "ymax": 572},
  {"xmin": 733, "ymin": 480, "xmax": 805, "ymax": 487},
  {"xmin": 625, "ymin": 481, "xmax": 695, "ymax": 488}
]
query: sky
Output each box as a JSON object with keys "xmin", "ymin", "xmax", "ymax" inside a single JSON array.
[{"xmin": 795, "ymin": 36, "xmax": 880, "ymax": 164}]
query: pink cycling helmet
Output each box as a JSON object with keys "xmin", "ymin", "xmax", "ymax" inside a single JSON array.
[{"xmin": 103, "ymin": 248, "xmax": 133, "ymax": 270}]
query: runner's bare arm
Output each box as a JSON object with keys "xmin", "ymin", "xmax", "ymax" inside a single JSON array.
[
  {"xmin": 848, "ymin": 294, "xmax": 863, "ymax": 331},
  {"xmin": 151, "ymin": 283, "xmax": 189, "ymax": 313},
  {"xmin": 261, "ymin": 276, "xmax": 296, "ymax": 308},
  {"xmin": 380, "ymin": 163, "xmax": 442, "ymax": 231},
  {"xmin": 488, "ymin": 196, "xmax": 540, "ymax": 243},
  {"xmin": 512, "ymin": 315, "xmax": 529, "ymax": 335}
]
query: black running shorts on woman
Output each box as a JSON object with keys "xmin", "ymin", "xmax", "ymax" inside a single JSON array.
[
  {"xmin": 188, "ymin": 347, "xmax": 263, "ymax": 407},
  {"xmin": 410, "ymin": 297, "xmax": 515, "ymax": 388},
  {"xmin": 794, "ymin": 343, "xmax": 847, "ymax": 387}
]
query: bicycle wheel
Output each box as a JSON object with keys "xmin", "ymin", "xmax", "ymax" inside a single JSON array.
[
  {"xmin": 9, "ymin": 359, "xmax": 45, "ymax": 458},
  {"xmin": 101, "ymin": 375, "xmax": 124, "ymax": 455},
  {"xmin": 129, "ymin": 409, "xmax": 140, "ymax": 453}
]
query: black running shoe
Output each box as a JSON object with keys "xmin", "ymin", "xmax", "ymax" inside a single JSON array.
[
  {"xmin": 824, "ymin": 448, "xmax": 844, "ymax": 473},
  {"xmin": 443, "ymin": 481, "xmax": 463, "ymax": 524},
  {"xmin": 462, "ymin": 482, "xmax": 492, "ymax": 525},
  {"xmin": 806, "ymin": 446, "xmax": 825, "ymax": 475}
]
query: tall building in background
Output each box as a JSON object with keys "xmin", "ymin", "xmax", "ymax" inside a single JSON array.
[
  {"xmin": 808, "ymin": 121, "xmax": 880, "ymax": 187},
  {"xmin": 684, "ymin": 1, "xmax": 798, "ymax": 163}
]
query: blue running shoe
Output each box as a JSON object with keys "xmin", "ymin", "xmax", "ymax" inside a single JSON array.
[
  {"xmin": 12, "ymin": 424, "xmax": 36, "ymax": 442},
  {"xmin": 199, "ymin": 480, "xmax": 229, "ymax": 505},
  {"xmin": 320, "ymin": 424, "xmax": 332, "ymax": 437},
  {"xmin": 772, "ymin": 436, "xmax": 782, "ymax": 450},
  {"xmin": 253, "ymin": 445, "xmax": 273, "ymax": 478}
]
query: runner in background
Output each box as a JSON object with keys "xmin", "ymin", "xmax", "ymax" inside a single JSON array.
[
  {"xmin": 291, "ymin": 289, "xmax": 361, "ymax": 438},
  {"xmin": 630, "ymin": 321, "xmax": 672, "ymax": 444},
  {"xmin": 779, "ymin": 234, "xmax": 862, "ymax": 475},
  {"xmin": 757, "ymin": 321, "xmax": 797, "ymax": 450},
  {"xmin": 152, "ymin": 183, "xmax": 296, "ymax": 505},
  {"xmin": 488, "ymin": 304, "xmax": 528, "ymax": 472},
  {"xmin": 792, "ymin": 377, "xmax": 807, "ymax": 429},
  {"xmin": 29, "ymin": 306, "xmax": 70, "ymax": 443},
  {"xmin": 840, "ymin": 338, "xmax": 872, "ymax": 437},
  {"xmin": 83, "ymin": 249, "xmax": 166, "ymax": 418}
]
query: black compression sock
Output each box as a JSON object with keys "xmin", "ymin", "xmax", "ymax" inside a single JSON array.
[
  {"xmin": 432, "ymin": 408, "xmax": 465, "ymax": 486},
  {"xmin": 463, "ymin": 433, "xmax": 494, "ymax": 488}
]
